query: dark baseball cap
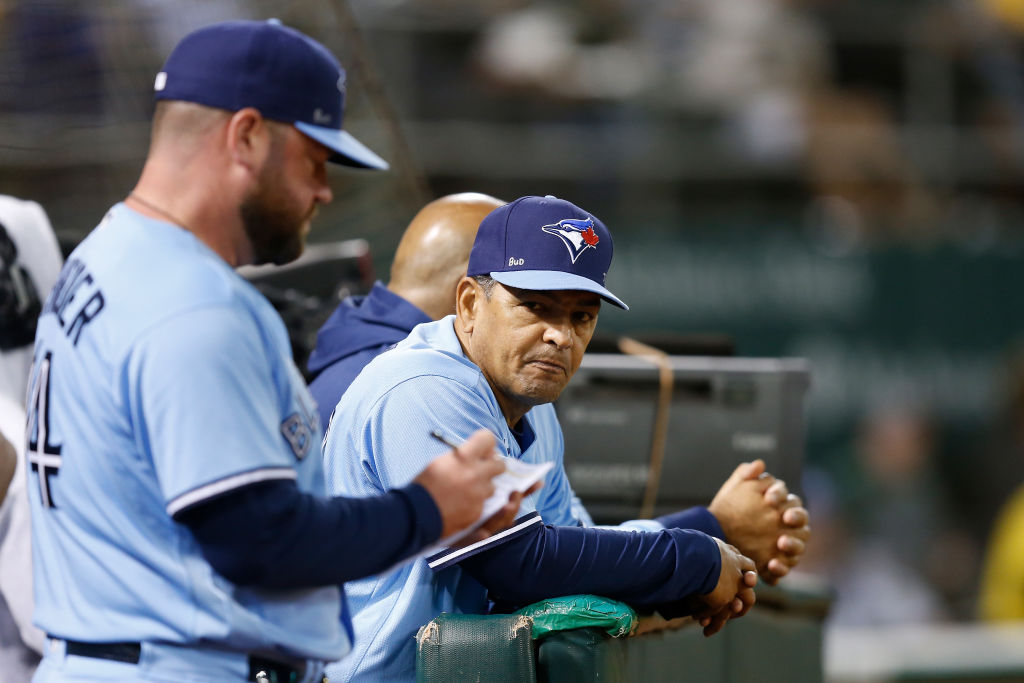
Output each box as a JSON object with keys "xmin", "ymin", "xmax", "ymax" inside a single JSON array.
[
  {"xmin": 467, "ymin": 196, "xmax": 628, "ymax": 310},
  {"xmin": 154, "ymin": 19, "xmax": 388, "ymax": 170}
]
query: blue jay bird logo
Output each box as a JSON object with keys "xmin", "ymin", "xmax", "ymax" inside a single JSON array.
[{"xmin": 541, "ymin": 217, "xmax": 600, "ymax": 264}]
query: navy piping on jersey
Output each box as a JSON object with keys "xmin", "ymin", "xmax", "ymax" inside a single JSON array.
[
  {"xmin": 177, "ymin": 478, "xmax": 442, "ymax": 589},
  {"xmin": 427, "ymin": 512, "xmax": 543, "ymax": 571},
  {"xmin": 166, "ymin": 466, "xmax": 297, "ymax": 516}
]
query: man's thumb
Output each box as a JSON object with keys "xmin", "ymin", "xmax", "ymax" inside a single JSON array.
[
  {"xmin": 457, "ymin": 428, "xmax": 497, "ymax": 461},
  {"xmin": 735, "ymin": 459, "xmax": 766, "ymax": 482}
]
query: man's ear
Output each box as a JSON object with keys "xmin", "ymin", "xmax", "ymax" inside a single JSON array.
[
  {"xmin": 225, "ymin": 107, "xmax": 270, "ymax": 173},
  {"xmin": 454, "ymin": 277, "xmax": 478, "ymax": 333}
]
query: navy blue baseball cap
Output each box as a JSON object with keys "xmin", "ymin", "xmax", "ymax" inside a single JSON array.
[
  {"xmin": 153, "ymin": 19, "xmax": 388, "ymax": 170},
  {"xmin": 467, "ymin": 196, "xmax": 628, "ymax": 310}
]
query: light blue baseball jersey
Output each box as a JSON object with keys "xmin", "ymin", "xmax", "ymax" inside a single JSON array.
[
  {"xmin": 322, "ymin": 317, "xmax": 586, "ymax": 682},
  {"xmin": 25, "ymin": 204, "xmax": 349, "ymax": 665}
]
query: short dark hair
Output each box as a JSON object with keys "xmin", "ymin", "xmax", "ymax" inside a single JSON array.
[{"xmin": 473, "ymin": 274, "xmax": 496, "ymax": 298}]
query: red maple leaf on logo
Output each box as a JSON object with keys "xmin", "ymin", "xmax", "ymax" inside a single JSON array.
[{"xmin": 581, "ymin": 227, "xmax": 599, "ymax": 246}]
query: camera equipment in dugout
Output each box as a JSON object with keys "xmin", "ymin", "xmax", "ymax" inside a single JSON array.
[
  {"xmin": 555, "ymin": 349, "xmax": 810, "ymax": 524},
  {"xmin": 239, "ymin": 239, "xmax": 374, "ymax": 381}
]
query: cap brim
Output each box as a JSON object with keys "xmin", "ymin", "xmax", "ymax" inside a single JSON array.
[
  {"xmin": 295, "ymin": 121, "xmax": 389, "ymax": 170},
  {"xmin": 490, "ymin": 270, "xmax": 628, "ymax": 310}
]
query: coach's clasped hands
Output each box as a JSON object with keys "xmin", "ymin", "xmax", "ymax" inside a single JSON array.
[
  {"xmin": 693, "ymin": 538, "xmax": 758, "ymax": 637},
  {"xmin": 707, "ymin": 459, "xmax": 811, "ymax": 584}
]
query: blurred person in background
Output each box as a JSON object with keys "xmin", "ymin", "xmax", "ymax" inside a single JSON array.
[
  {"xmin": 978, "ymin": 347, "xmax": 1024, "ymax": 621},
  {"xmin": 799, "ymin": 465, "xmax": 948, "ymax": 628},
  {"xmin": 809, "ymin": 398, "xmax": 980, "ymax": 625},
  {"xmin": 0, "ymin": 195, "xmax": 63, "ymax": 681},
  {"xmin": 851, "ymin": 405, "xmax": 954, "ymax": 579}
]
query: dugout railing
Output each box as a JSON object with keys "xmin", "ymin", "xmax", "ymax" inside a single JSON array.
[{"xmin": 415, "ymin": 580, "xmax": 832, "ymax": 683}]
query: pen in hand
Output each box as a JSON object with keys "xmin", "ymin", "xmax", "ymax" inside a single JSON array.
[{"xmin": 430, "ymin": 430, "xmax": 461, "ymax": 453}]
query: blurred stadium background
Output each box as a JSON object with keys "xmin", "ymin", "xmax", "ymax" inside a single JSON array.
[{"xmin": 3, "ymin": 0, "xmax": 1024, "ymax": 678}]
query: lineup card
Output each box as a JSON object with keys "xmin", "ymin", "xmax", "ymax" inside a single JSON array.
[{"xmin": 436, "ymin": 456, "xmax": 553, "ymax": 550}]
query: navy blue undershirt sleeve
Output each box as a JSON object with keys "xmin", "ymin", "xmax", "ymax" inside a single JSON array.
[
  {"xmin": 176, "ymin": 479, "xmax": 441, "ymax": 589},
  {"xmin": 656, "ymin": 506, "xmax": 725, "ymax": 540},
  {"xmin": 458, "ymin": 523, "xmax": 722, "ymax": 619}
]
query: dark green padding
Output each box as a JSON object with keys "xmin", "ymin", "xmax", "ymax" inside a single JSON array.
[
  {"xmin": 535, "ymin": 627, "xmax": 627, "ymax": 683},
  {"xmin": 415, "ymin": 612, "xmax": 536, "ymax": 682},
  {"xmin": 536, "ymin": 621, "xmax": 725, "ymax": 683}
]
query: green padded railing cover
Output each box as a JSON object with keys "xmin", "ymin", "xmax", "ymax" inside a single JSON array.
[{"xmin": 515, "ymin": 594, "xmax": 637, "ymax": 640}]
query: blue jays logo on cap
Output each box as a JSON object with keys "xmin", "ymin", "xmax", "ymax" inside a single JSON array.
[
  {"xmin": 153, "ymin": 19, "xmax": 388, "ymax": 170},
  {"xmin": 467, "ymin": 195, "xmax": 628, "ymax": 310},
  {"xmin": 541, "ymin": 217, "xmax": 600, "ymax": 264}
]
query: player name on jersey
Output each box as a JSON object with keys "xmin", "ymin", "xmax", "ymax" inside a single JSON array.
[{"xmin": 42, "ymin": 258, "xmax": 105, "ymax": 346}]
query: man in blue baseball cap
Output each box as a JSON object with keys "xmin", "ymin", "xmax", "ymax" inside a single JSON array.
[
  {"xmin": 154, "ymin": 18, "xmax": 388, "ymax": 173},
  {"xmin": 28, "ymin": 20, "xmax": 524, "ymax": 683},
  {"xmin": 322, "ymin": 195, "xmax": 792, "ymax": 682},
  {"xmin": 143, "ymin": 18, "xmax": 387, "ymax": 267}
]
